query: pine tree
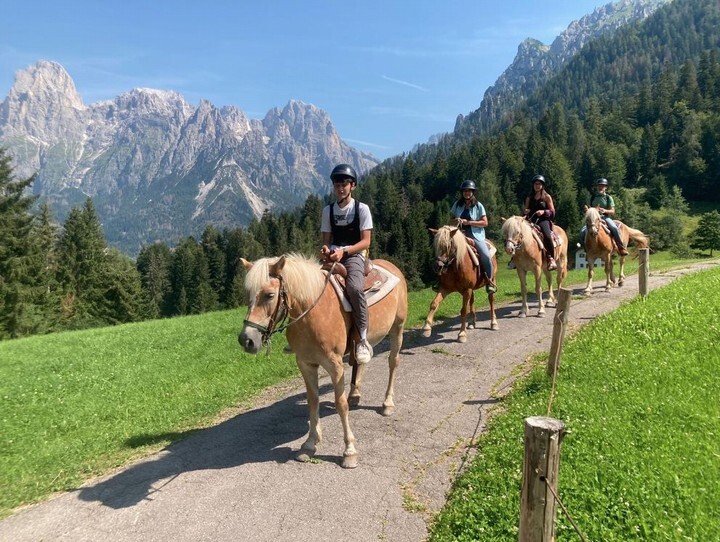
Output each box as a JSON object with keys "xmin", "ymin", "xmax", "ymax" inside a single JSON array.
[
  {"xmin": 0, "ymin": 149, "xmax": 44, "ymax": 339},
  {"xmin": 691, "ymin": 210, "xmax": 720, "ymax": 255}
]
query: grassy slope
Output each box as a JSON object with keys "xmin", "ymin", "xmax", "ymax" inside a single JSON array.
[{"xmin": 429, "ymin": 265, "xmax": 720, "ymax": 541}]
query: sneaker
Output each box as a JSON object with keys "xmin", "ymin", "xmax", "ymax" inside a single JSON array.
[
  {"xmin": 547, "ymin": 258, "xmax": 557, "ymax": 271},
  {"xmin": 618, "ymin": 246, "xmax": 629, "ymax": 256},
  {"xmin": 355, "ymin": 340, "xmax": 373, "ymax": 364},
  {"xmin": 507, "ymin": 260, "xmax": 516, "ymax": 270},
  {"xmin": 486, "ymin": 282, "xmax": 497, "ymax": 294}
]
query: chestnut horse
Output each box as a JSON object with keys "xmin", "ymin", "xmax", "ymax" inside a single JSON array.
[
  {"xmin": 422, "ymin": 225, "xmax": 498, "ymax": 342},
  {"xmin": 238, "ymin": 253, "xmax": 407, "ymax": 469},
  {"xmin": 501, "ymin": 216, "xmax": 568, "ymax": 317},
  {"xmin": 583, "ymin": 207, "xmax": 649, "ymax": 293}
]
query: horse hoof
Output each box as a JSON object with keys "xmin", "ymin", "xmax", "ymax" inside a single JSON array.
[
  {"xmin": 348, "ymin": 395, "xmax": 361, "ymax": 408},
  {"xmin": 538, "ymin": 312, "xmax": 546, "ymax": 318},
  {"xmin": 519, "ymin": 312, "xmax": 527, "ymax": 318},
  {"xmin": 342, "ymin": 453, "xmax": 359, "ymax": 469},
  {"xmin": 468, "ymin": 323, "xmax": 476, "ymax": 329},
  {"xmin": 296, "ymin": 449, "xmax": 316, "ymax": 463},
  {"xmin": 458, "ymin": 334, "xmax": 467, "ymax": 343},
  {"xmin": 381, "ymin": 405, "xmax": 395, "ymax": 417},
  {"xmin": 422, "ymin": 328, "xmax": 431, "ymax": 338},
  {"xmin": 491, "ymin": 322, "xmax": 499, "ymax": 331}
]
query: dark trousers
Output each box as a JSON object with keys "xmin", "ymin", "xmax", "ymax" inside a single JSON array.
[
  {"xmin": 536, "ymin": 219, "xmax": 555, "ymax": 258},
  {"xmin": 343, "ymin": 253, "xmax": 368, "ymax": 337}
]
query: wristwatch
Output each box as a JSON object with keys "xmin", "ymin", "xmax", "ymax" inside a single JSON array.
[{"xmin": 343, "ymin": 248, "xmax": 348, "ymax": 256}]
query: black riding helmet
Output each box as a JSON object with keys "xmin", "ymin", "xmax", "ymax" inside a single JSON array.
[
  {"xmin": 330, "ymin": 164, "xmax": 357, "ymax": 183},
  {"xmin": 532, "ymin": 174, "xmax": 546, "ymax": 185},
  {"xmin": 460, "ymin": 179, "xmax": 477, "ymax": 191},
  {"xmin": 596, "ymin": 177, "xmax": 609, "ymax": 186}
]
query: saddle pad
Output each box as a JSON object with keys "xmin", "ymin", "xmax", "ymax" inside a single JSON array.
[{"xmin": 329, "ymin": 265, "xmax": 401, "ymax": 312}]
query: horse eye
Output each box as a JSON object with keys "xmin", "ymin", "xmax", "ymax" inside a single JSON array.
[{"xmin": 263, "ymin": 292, "xmax": 275, "ymax": 302}]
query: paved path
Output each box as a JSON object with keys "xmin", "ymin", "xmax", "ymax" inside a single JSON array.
[{"xmin": 2, "ymin": 262, "xmax": 717, "ymax": 542}]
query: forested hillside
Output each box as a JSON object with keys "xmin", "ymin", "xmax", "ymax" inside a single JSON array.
[{"xmin": 2, "ymin": 0, "xmax": 720, "ymax": 340}]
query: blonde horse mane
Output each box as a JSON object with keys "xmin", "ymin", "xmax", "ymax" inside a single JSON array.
[
  {"xmin": 501, "ymin": 215, "xmax": 533, "ymax": 242},
  {"xmin": 245, "ymin": 253, "xmax": 326, "ymax": 304},
  {"xmin": 434, "ymin": 226, "xmax": 469, "ymax": 269}
]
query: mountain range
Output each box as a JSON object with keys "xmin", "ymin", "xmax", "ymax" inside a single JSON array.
[{"xmin": 0, "ymin": 0, "xmax": 670, "ymax": 255}]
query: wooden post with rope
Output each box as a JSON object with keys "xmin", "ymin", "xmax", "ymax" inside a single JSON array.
[
  {"xmin": 638, "ymin": 248, "xmax": 650, "ymax": 298},
  {"xmin": 519, "ymin": 416, "xmax": 566, "ymax": 542},
  {"xmin": 547, "ymin": 287, "xmax": 572, "ymax": 377}
]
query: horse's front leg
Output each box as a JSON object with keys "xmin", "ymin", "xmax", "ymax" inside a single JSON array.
[
  {"xmin": 296, "ymin": 361, "xmax": 322, "ymax": 463},
  {"xmin": 534, "ymin": 268, "xmax": 546, "ymax": 317},
  {"xmin": 617, "ymin": 255, "xmax": 625, "ymax": 287},
  {"xmin": 467, "ymin": 289, "xmax": 477, "ymax": 329},
  {"xmin": 544, "ymin": 269, "xmax": 556, "ymax": 307},
  {"xmin": 584, "ymin": 264, "xmax": 594, "ymax": 294},
  {"xmin": 323, "ymin": 356, "xmax": 357, "ymax": 468},
  {"xmin": 457, "ymin": 289, "xmax": 472, "ymax": 342},
  {"xmin": 604, "ymin": 257, "xmax": 614, "ymax": 291},
  {"xmin": 422, "ymin": 290, "xmax": 445, "ymax": 337},
  {"xmin": 382, "ymin": 321, "xmax": 404, "ymax": 416},
  {"xmin": 518, "ymin": 270, "xmax": 529, "ymax": 317}
]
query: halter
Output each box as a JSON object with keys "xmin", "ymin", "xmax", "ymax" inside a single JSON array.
[
  {"xmin": 434, "ymin": 254, "xmax": 456, "ymax": 274},
  {"xmin": 243, "ymin": 262, "xmax": 335, "ymax": 351},
  {"xmin": 505, "ymin": 217, "xmax": 528, "ymax": 255}
]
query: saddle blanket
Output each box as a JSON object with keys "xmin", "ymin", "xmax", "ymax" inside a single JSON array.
[{"xmin": 328, "ymin": 264, "xmax": 401, "ymax": 313}]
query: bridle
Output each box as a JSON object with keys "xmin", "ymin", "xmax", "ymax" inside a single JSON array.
[
  {"xmin": 434, "ymin": 253, "xmax": 456, "ymax": 274},
  {"xmin": 243, "ymin": 263, "xmax": 335, "ymax": 351}
]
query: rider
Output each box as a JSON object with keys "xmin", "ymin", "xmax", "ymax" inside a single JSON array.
[
  {"xmin": 580, "ymin": 177, "xmax": 628, "ymax": 256},
  {"xmin": 523, "ymin": 174, "xmax": 558, "ymax": 271},
  {"xmin": 320, "ymin": 164, "xmax": 374, "ymax": 364},
  {"xmin": 450, "ymin": 179, "xmax": 496, "ymax": 293}
]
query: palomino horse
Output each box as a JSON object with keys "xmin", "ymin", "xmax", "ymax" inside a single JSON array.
[
  {"xmin": 238, "ymin": 253, "xmax": 407, "ymax": 469},
  {"xmin": 583, "ymin": 207, "xmax": 649, "ymax": 293},
  {"xmin": 423, "ymin": 225, "xmax": 498, "ymax": 342},
  {"xmin": 501, "ymin": 216, "xmax": 568, "ymax": 317}
]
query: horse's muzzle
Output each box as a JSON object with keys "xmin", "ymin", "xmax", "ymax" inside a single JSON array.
[{"xmin": 238, "ymin": 327, "xmax": 262, "ymax": 354}]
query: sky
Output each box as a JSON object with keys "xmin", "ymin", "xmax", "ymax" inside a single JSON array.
[{"xmin": 1, "ymin": 1, "xmax": 609, "ymax": 160}]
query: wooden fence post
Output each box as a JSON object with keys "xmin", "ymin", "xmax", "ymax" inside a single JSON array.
[
  {"xmin": 519, "ymin": 416, "xmax": 566, "ymax": 542},
  {"xmin": 638, "ymin": 248, "xmax": 650, "ymax": 298},
  {"xmin": 547, "ymin": 288, "xmax": 572, "ymax": 377}
]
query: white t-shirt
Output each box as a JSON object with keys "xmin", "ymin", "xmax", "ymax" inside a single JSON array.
[{"xmin": 320, "ymin": 199, "xmax": 373, "ymax": 251}]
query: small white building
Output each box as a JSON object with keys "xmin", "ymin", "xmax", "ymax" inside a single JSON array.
[{"xmin": 575, "ymin": 250, "xmax": 604, "ymax": 269}]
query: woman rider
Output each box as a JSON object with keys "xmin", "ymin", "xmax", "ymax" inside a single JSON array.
[
  {"xmin": 450, "ymin": 179, "xmax": 496, "ymax": 293},
  {"xmin": 523, "ymin": 174, "xmax": 558, "ymax": 271}
]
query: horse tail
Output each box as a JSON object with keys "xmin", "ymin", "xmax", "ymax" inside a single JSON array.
[{"xmin": 625, "ymin": 225, "xmax": 649, "ymax": 249}]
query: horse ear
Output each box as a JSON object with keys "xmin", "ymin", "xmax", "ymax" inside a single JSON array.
[
  {"xmin": 428, "ymin": 228, "xmax": 438, "ymax": 235},
  {"xmin": 240, "ymin": 258, "xmax": 253, "ymax": 271},
  {"xmin": 500, "ymin": 217, "xmax": 507, "ymax": 223},
  {"xmin": 269, "ymin": 255, "xmax": 287, "ymax": 277}
]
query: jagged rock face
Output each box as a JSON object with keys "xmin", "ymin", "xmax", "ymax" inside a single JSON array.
[
  {"xmin": 0, "ymin": 61, "xmax": 377, "ymax": 255},
  {"xmin": 455, "ymin": 0, "xmax": 672, "ymax": 136}
]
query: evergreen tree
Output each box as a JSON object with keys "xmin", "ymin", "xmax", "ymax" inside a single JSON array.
[
  {"xmin": 136, "ymin": 242, "xmax": 172, "ymax": 318},
  {"xmin": 691, "ymin": 210, "xmax": 720, "ymax": 255},
  {"xmin": 0, "ymin": 149, "xmax": 44, "ymax": 338}
]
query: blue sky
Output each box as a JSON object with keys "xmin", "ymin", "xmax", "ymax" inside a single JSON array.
[{"xmin": 1, "ymin": 1, "xmax": 607, "ymax": 160}]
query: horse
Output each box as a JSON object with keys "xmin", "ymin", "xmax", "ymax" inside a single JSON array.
[
  {"xmin": 501, "ymin": 216, "xmax": 568, "ymax": 317},
  {"xmin": 238, "ymin": 253, "xmax": 407, "ymax": 469},
  {"xmin": 582, "ymin": 207, "xmax": 649, "ymax": 293},
  {"xmin": 422, "ymin": 225, "xmax": 498, "ymax": 342}
]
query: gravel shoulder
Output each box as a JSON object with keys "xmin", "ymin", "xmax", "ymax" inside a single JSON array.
[{"xmin": 1, "ymin": 261, "xmax": 717, "ymax": 542}]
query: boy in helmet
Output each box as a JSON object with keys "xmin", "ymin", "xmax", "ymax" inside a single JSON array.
[
  {"xmin": 320, "ymin": 164, "xmax": 374, "ymax": 364},
  {"xmin": 450, "ymin": 179, "xmax": 497, "ymax": 293},
  {"xmin": 580, "ymin": 178, "xmax": 628, "ymax": 256}
]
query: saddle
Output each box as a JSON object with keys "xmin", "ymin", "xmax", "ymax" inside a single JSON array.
[
  {"xmin": 322, "ymin": 259, "xmax": 401, "ymax": 312},
  {"xmin": 530, "ymin": 224, "xmax": 563, "ymax": 254}
]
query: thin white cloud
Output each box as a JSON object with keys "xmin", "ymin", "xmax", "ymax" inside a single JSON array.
[
  {"xmin": 343, "ymin": 138, "xmax": 392, "ymax": 151},
  {"xmin": 369, "ymin": 106, "xmax": 455, "ymax": 124},
  {"xmin": 381, "ymin": 75, "xmax": 429, "ymax": 92}
]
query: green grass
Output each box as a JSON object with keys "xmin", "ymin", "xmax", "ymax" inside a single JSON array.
[
  {"xmin": 429, "ymin": 265, "xmax": 720, "ymax": 541},
  {"xmin": 0, "ymin": 250, "xmax": 711, "ymax": 520},
  {"xmin": 0, "ymin": 310, "xmax": 298, "ymax": 518}
]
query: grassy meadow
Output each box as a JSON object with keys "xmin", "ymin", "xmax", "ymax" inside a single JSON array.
[
  {"xmin": 0, "ymin": 250, "xmax": 714, "ymax": 521},
  {"xmin": 429, "ymin": 264, "xmax": 720, "ymax": 541}
]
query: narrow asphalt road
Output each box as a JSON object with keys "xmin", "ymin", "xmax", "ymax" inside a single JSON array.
[{"xmin": 2, "ymin": 262, "xmax": 716, "ymax": 542}]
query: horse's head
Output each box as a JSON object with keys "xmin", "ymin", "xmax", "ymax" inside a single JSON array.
[
  {"xmin": 430, "ymin": 226, "xmax": 465, "ymax": 274},
  {"xmin": 584, "ymin": 207, "xmax": 602, "ymax": 237},
  {"xmin": 238, "ymin": 256, "xmax": 289, "ymax": 354},
  {"xmin": 501, "ymin": 216, "xmax": 527, "ymax": 256}
]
